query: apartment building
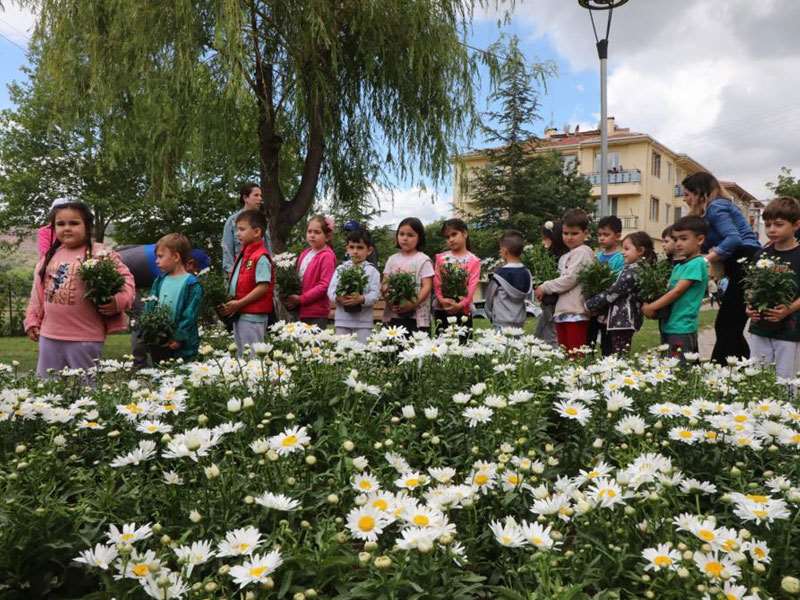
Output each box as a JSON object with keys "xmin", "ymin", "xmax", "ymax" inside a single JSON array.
[{"xmin": 454, "ymin": 118, "xmax": 762, "ymax": 243}]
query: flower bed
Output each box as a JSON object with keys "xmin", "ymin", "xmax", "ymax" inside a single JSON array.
[{"xmin": 0, "ymin": 325, "xmax": 799, "ymax": 599}]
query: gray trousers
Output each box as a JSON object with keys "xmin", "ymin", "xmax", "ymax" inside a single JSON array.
[
  {"xmin": 534, "ymin": 303, "xmax": 558, "ymax": 347},
  {"xmin": 335, "ymin": 326, "xmax": 371, "ymax": 343},
  {"xmin": 37, "ymin": 336, "xmax": 104, "ymax": 379},
  {"xmin": 233, "ymin": 320, "xmax": 267, "ymax": 357}
]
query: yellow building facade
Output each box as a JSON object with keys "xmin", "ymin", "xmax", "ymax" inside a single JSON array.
[{"xmin": 454, "ymin": 118, "xmax": 761, "ymax": 243}]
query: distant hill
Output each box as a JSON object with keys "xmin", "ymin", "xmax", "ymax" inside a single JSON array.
[{"xmin": 0, "ymin": 231, "xmax": 39, "ymax": 273}]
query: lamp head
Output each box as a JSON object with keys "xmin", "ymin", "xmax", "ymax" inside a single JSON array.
[{"xmin": 578, "ymin": 0, "xmax": 630, "ymax": 9}]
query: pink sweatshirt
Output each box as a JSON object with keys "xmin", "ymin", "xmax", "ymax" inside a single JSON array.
[
  {"xmin": 24, "ymin": 243, "xmax": 136, "ymax": 342},
  {"xmin": 297, "ymin": 245, "xmax": 336, "ymax": 319},
  {"xmin": 433, "ymin": 251, "xmax": 481, "ymax": 314}
]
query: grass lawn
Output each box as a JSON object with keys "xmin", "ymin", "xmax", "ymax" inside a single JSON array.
[{"xmin": 1, "ymin": 310, "xmax": 719, "ymax": 374}]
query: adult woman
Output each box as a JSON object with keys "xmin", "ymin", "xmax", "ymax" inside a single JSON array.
[
  {"xmin": 221, "ymin": 183, "xmax": 273, "ymax": 276},
  {"xmin": 682, "ymin": 172, "xmax": 760, "ymax": 363}
]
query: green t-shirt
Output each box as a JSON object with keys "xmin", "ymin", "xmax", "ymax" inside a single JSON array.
[
  {"xmin": 158, "ymin": 273, "xmax": 191, "ymax": 319},
  {"xmin": 663, "ymin": 256, "xmax": 708, "ymax": 335},
  {"xmin": 228, "ymin": 255, "xmax": 272, "ymax": 323}
]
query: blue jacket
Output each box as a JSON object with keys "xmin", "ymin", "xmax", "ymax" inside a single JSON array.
[
  {"xmin": 703, "ymin": 198, "xmax": 760, "ymax": 260},
  {"xmin": 144, "ymin": 274, "xmax": 204, "ymax": 359}
]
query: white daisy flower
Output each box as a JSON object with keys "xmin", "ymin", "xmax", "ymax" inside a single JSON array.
[
  {"xmin": 427, "ymin": 466, "xmax": 457, "ymax": 484},
  {"xmin": 641, "ymin": 543, "xmax": 680, "ymax": 572},
  {"xmin": 217, "ymin": 526, "xmax": 263, "ymax": 557},
  {"xmin": 174, "ymin": 540, "xmax": 215, "ymax": 576},
  {"xmin": 346, "ymin": 506, "xmax": 390, "ymax": 542},
  {"xmin": 268, "ymin": 426, "xmax": 311, "ymax": 456},
  {"xmin": 74, "ymin": 543, "xmax": 118, "ymax": 570},
  {"xmin": 489, "ymin": 517, "xmax": 526, "ymax": 547},
  {"xmin": 693, "ymin": 550, "xmax": 741, "ymax": 582},
  {"xmin": 255, "ymin": 492, "xmax": 301, "ymax": 512},
  {"xmin": 229, "ymin": 550, "xmax": 283, "ymax": 589},
  {"xmin": 462, "ymin": 405, "xmax": 493, "ymax": 427},
  {"xmin": 106, "ymin": 522, "xmax": 153, "ymax": 546},
  {"xmin": 352, "ymin": 472, "xmax": 381, "ymax": 494}
]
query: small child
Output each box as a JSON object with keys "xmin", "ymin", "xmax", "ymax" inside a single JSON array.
[
  {"xmin": 662, "ymin": 225, "xmax": 677, "ymax": 263},
  {"xmin": 534, "ymin": 221, "xmax": 568, "ymax": 347},
  {"xmin": 141, "ymin": 234, "xmax": 204, "ymax": 364},
  {"xmin": 535, "ymin": 209, "xmax": 596, "ymax": 355},
  {"xmin": 746, "ymin": 196, "xmax": 800, "ymax": 380},
  {"xmin": 327, "ymin": 228, "xmax": 381, "ymax": 343},
  {"xmin": 220, "ymin": 210, "xmax": 274, "ymax": 356},
  {"xmin": 484, "ymin": 230, "xmax": 532, "ymax": 331},
  {"xmin": 433, "ymin": 219, "xmax": 481, "ymax": 336},
  {"xmin": 586, "ymin": 231, "xmax": 656, "ymax": 355},
  {"xmin": 643, "ymin": 216, "xmax": 709, "ymax": 359},
  {"xmin": 24, "ymin": 201, "xmax": 135, "ymax": 378},
  {"xmin": 382, "ymin": 217, "xmax": 434, "ymax": 333},
  {"xmin": 589, "ymin": 215, "xmax": 625, "ymax": 354},
  {"xmin": 284, "ymin": 215, "xmax": 337, "ymax": 328}
]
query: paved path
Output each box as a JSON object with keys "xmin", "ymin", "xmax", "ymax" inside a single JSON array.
[{"xmin": 699, "ymin": 326, "xmax": 716, "ymax": 360}]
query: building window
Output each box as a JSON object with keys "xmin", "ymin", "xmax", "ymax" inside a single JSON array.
[
  {"xmin": 674, "ymin": 205, "xmax": 682, "ymax": 222},
  {"xmin": 651, "ymin": 151, "xmax": 661, "ymax": 178},
  {"xmin": 594, "ymin": 151, "xmax": 620, "ymax": 172},
  {"xmin": 650, "ymin": 197, "xmax": 660, "ymax": 222},
  {"xmin": 610, "ymin": 197, "xmax": 618, "ymax": 216},
  {"xmin": 562, "ymin": 154, "xmax": 578, "ymax": 173},
  {"xmin": 667, "ymin": 162, "xmax": 674, "ymax": 183}
]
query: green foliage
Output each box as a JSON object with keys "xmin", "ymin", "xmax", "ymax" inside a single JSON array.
[
  {"xmin": 273, "ymin": 253, "xmax": 301, "ymax": 298},
  {"xmin": 384, "ymin": 271, "xmax": 416, "ymax": 306},
  {"xmin": 76, "ymin": 254, "xmax": 124, "ymax": 306},
  {"xmin": 467, "ymin": 36, "xmax": 592, "ymax": 237},
  {"xmin": 197, "ymin": 268, "xmax": 230, "ymax": 325},
  {"xmin": 134, "ymin": 305, "xmax": 176, "ymax": 346},
  {"xmin": 636, "ymin": 259, "xmax": 673, "ymax": 304},
  {"xmin": 743, "ymin": 256, "xmax": 798, "ymax": 312},
  {"xmin": 522, "ymin": 243, "xmax": 559, "ymax": 287},
  {"xmin": 0, "ymin": 268, "xmax": 31, "ymax": 337},
  {"xmin": 767, "ymin": 167, "xmax": 800, "ymax": 199},
  {"xmin": 439, "ymin": 261, "xmax": 469, "ymax": 301},
  {"xmin": 335, "ymin": 264, "xmax": 369, "ymax": 297},
  {"xmin": 577, "ymin": 261, "xmax": 615, "ymax": 299}
]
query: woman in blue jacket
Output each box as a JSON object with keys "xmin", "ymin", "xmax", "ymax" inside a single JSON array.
[{"xmin": 682, "ymin": 172, "xmax": 761, "ymax": 363}]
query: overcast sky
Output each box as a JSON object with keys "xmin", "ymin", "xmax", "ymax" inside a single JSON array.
[{"xmin": 2, "ymin": 1, "xmax": 798, "ymax": 226}]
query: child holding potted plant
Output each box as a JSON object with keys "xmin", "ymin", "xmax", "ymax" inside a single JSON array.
[
  {"xmin": 432, "ymin": 219, "xmax": 481, "ymax": 337},
  {"xmin": 327, "ymin": 228, "xmax": 381, "ymax": 343},
  {"xmin": 746, "ymin": 196, "xmax": 800, "ymax": 379}
]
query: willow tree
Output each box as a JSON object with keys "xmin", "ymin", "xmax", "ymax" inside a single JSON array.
[{"xmin": 22, "ymin": 0, "xmax": 490, "ymax": 250}]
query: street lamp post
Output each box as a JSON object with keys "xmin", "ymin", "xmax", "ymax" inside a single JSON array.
[{"xmin": 578, "ymin": 0, "xmax": 630, "ymax": 219}]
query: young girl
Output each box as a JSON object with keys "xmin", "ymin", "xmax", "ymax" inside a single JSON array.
[
  {"xmin": 585, "ymin": 231, "xmax": 656, "ymax": 355},
  {"xmin": 432, "ymin": 219, "xmax": 480, "ymax": 336},
  {"xmin": 285, "ymin": 215, "xmax": 337, "ymax": 327},
  {"xmin": 382, "ymin": 217, "xmax": 434, "ymax": 333},
  {"xmin": 534, "ymin": 221, "xmax": 569, "ymax": 347},
  {"xmin": 24, "ymin": 201, "xmax": 135, "ymax": 378},
  {"xmin": 141, "ymin": 233, "xmax": 204, "ymax": 364}
]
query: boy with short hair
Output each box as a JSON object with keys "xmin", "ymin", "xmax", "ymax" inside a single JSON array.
[
  {"xmin": 484, "ymin": 230, "xmax": 532, "ymax": 330},
  {"xmin": 535, "ymin": 209, "xmax": 596, "ymax": 354},
  {"xmin": 746, "ymin": 196, "xmax": 800, "ymax": 379},
  {"xmin": 643, "ymin": 216, "xmax": 709, "ymax": 358},
  {"xmin": 661, "ymin": 225, "xmax": 676, "ymax": 262},
  {"xmin": 590, "ymin": 215, "xmax": 624, "ymax": 354},
  {"xmin": 220, "ymin": 210, "xmax": 274, "ymax": 356},
  {"xmin": 327, "ymin": 228, "xmax": 381, "ymax": 343},
  {"xmin": 141, "ymin": 233, "xmax": 204, "ymax": 364}
]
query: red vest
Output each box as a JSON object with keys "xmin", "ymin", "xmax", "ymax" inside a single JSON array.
[{"xmin": 232, "ymin": 241, "xmax": 274, "ymax": 314}]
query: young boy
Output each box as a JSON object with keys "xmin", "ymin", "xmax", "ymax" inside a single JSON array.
[
  {"xmin": 643, "ymin": 216, "xmax": 709, "ymax": 359},
  {"xmin": 535, "ymin": 209, "xmax": 596, "ymax": 354},
  {"xmin": 484, "ymin": 230, "xmax": 532, "ymax": 331},
  {"xmin": 141, "ymin": 234, "xmax": 204, "ymax": 364},
  {"xmin": 327, "ymin": 228, "xmax": 381, "ymax": 343},
  {"xmin": 220, "ymin": 210, "xmax": 274, "ymax": 356},
  {"xmin": 661, "ymin": 225, "xmax": 676, "ymax": 263},
  {"xmin": 590, "ymin": 216, "xmax": 625, "ymax": 354},
  {"xmin": 746, "ymin": 196, "xmax": 800, "ymax": 380}
]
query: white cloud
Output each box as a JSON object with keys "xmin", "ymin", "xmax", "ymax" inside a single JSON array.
[
  {"xmin": 499, "ymin": 0, "xmax": 800, "ymax": 197},
  {"xmin": 0, "ymin": 4, "xmax": 35, "ymax": 46},
  {"xmin": 369, "ymin": 186, "xmax": 453, "ymax": 228},
  {"xmin": 575, "ymin": 83, "xmax": 584, "ymax": 93}
]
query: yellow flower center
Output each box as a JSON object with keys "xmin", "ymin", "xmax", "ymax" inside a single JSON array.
[
  {"xmin": 146, "ymin": 425, "xmax": 158, "ymax": 432},
  {"xmin": 359, "ymin": 480, "xmax": 373, "ymax": 490},
  {"xmin": 705, "ymin": 561, "xmax": 723, "ymax": 577},
  {"xmin": 600, "ymin": 488, "xmax": 616, "ymax": 498},
  {"xmin": 746, "ymin": 494, "xmax": 768, "ymax": 504},
  {"xmin": 125, "ymin": 403, "xmax": 142, "ymax": 414},
  {"xmin": 405, "ymin": 478, "xmax": 420, "ymax": 488},
  {"xmin": 473, "ymin": 473, "xmax": 489, "ymax": 486},
  {"xmin": 281, "ymin": 435, "xmax": 298, "ymax": 447},
  {"xmin": 120, "ymin": 533, "xmax": 135, "ymax": 541},
  {"xmin": 372, "ymin": 499, "xmax": 388, "ymax": 511},
  {"xmin": 654, "ymin": 555, "xmax": 672, "ymax": 567},
  {"xmin": 565, "ymin": 407, "xmax": 578, "ymax": 416},
  {"xmin": 753, "ymin": 509, "xmax": 768, "ymax": 519},
  {"xmin": 697, "ymin": 529, "xmax": 715, "ymax": 542},
  {"xmin": 249, "ymin": 566, "xmax": 267, "ymax": 578},
  {"xmin": 163, "ymin": 403, "xmax": 176, "ymax": 412},
  {"xmin": 678, "ymin": 430, "xmax": 692, "ymax": 439},
  {"xmin": 754, "ymin": 547, "xmax": 766, "ymax": 558},
  {"xmin": 705, "ymin": 431, "xmax": 718, "ymax": 440},
  {"xmin": 722, "ymin": 539, "xmax": 737, "ymax": 552},
  {"xmin": 587, "ymin": 470, "xmax": 599, "ymax": 479},
  {"xmin": 132, "ymin": 564, "xmax": 149, "ymax": 577},
  {"xmin": 507, "ymin": 474, "xmax": 520, "ymax": 485},
  {"xmin": 413, "ymin": 515, "xmax": 430, "ymax": 527},
  {"xmin": 238, "ymin": 543, "xmax": 250, "ymax": 552},
  {"xmin": 86, "ymin": 421, "xmax": 98, "ymax": 428},
  {"xmin": 531, "ymin": 536, "xmax": 544, "ymax": 546},
  {"xmin": 501, "ymin": 535, "xmax": 513, "ymax": 545},
  {"xmin": 358, "ymin": 516, "xmax": 375, "ymax": 532},
  {"xmin": 726, "ymin": 594, "xmax": 737, "ymax": 600},
  {"xmin": 792, "ymin": 434, "xmax": 800, "ymax": 444}
]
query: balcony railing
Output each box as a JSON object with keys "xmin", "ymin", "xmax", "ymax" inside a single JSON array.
[
  {"xmin": 674, "ymin": 184, "xmax": 684, "ymax": 197},
  {"xmin": 587, "ymin": 169, "xmax": 642, "ymax": 186},
  {"xmin": 621, "ymin": 215, "xmax": 639, "ymax": 230}
]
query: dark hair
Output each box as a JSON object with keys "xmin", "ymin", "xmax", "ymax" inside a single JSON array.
[
  {"xmin": 239, "ymin": 182, "xmax": 261, "ymax": 207},
  {"xmin": 562, "ymin": 208, "xmax": 590, "ymax": 231},
  {"xmin": 499, "ymin": 230, "xmax": 525, "ymax": 257},
  {"xmin": 235, "ymin": 209, "xmax": 267, "ymax": 237},
  {"xmin": 440, "ymin": 218, "xmax": 471, "ymax": 251},
  {"xmin": 346, "ymin": 227, "xmax": 374, "ymax": 247},
  {"xmin": 672, "ymin": 215, "xmax": 708, "ymax": 237},
  {"xmin": 396, "ymin": 217, "xmax": 426, "ymax": 251},
  {"xmin": 597, "ymin": 215, "xmax": 622, "ymax": 234},
  {"xmin": 39, "ymin": 201, "xmax": 94, "ymax": 283},
  {"xmin": 542, "ymin": 220, "xmax": 568, "ymax": 258},
  {"xmin": 624, "ymin": 231, "xmax": 657, "ymax": 265},
  {"xmin": 156, "ymin": 233, "xmax": 192, "ymax": 263},
  {"xmin": 681, "ymin": 172, "xmax": 726, "ymax": 216},
  {"xmin": 661, "ymin": 225, "xmax": 674, "ymax": 239},
  {"xmin": 763, "ymin": 196, "xmax": 800, "ymax": 223}
]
